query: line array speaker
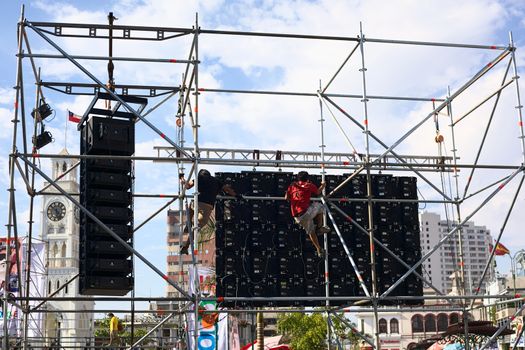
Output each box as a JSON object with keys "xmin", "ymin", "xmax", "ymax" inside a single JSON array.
[{"xmin": 79, "ymin": 115, "xmax": 136, "ymax": 295}]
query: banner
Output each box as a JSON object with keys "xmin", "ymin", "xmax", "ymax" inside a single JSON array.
[
  {"xmin": 187, "ymin": 266, "xmax": 239, "ymax": 349},
  {"xmin": 511, "ymin": 316, "xmax": 525, "ymax": 347},
  {"xmin": 228, "ymin": 315, "xmax": 240, "ymax": 350},
  {"xmin": 216, "ymin": 313, "xmax": 240, "ymax": 350},
  {"xmin": 217, "ymin": 313, "xmax": 228, "ymax": 350},
  {"xmin": 188, "ymin": 266, "xmax": 219, "ymax": 350},
  {"xmin": 0, "ymin": 239, "xmax": 46, "ymax": 338},
  {"xmin": 0, "ymin": 238, "xmax": 22, "ymax": 337},
  {"xmin": 22, "ymin": 242, "xmax": 46, "ymax": 339}
]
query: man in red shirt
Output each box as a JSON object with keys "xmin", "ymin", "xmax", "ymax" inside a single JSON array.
[{"xmin": 285, "ymin": 171, "xmax": 330, "ymax": 257}]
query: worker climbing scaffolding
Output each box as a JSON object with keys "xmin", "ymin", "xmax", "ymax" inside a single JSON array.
[
  {"xmin": 285, "ymin": 171, "xmax": 331, "ymax": 258},
  {"xmin": 180, "ymin": 169, "xmax": 237, "ymax": 254}
]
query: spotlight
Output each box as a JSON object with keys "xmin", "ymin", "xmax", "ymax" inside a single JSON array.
[
  {"xmin": 31, "ymin": 103, "xmax": 53, "ymax": 121},
  {"xmin": 33, "ymin": 125, "xmax": 53, "ymax": 150}
]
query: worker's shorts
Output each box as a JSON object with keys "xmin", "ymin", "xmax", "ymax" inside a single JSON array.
[{"xmin": 293, "ymin": 202, "xmax": 324, "ymax": 235}]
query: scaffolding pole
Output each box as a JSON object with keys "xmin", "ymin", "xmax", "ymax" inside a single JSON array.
[
  {"xmin": 358, "ymin": 23, "xmax": 382, "ymax": 350},
  {"xmin": 7, "ymin": 14, "xmax": 525, "ymax": 349},
  {"xmin": 4, "ymin": 5, "xmax": 25, "ymax": 349}
]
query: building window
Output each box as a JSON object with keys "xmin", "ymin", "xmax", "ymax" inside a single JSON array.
[
  {"xmin": 425, "ymin": 314, "xmax": 436, "ymax": 332},
  {"xmin": 61, "ymin": 243, "xmax": 67, "ymax": 267},
  {"xmin": 450, "ymin": 313, "xmax": 459, "ymax": 325},
  {"xmin": 411, "ymin": 315, "xmax": 424, "ymax": 333},
  {"xmin": 52, "ymin": 244, "xmax": 59, "ymax": 268},
  {"xmin": 390, "ymin": 318, "xmax": 399, "ymax": 334},
  {"xmin": 437, "ymin": 313, "xmax": 448, "ymax": 331},
  {"xmin": 379, "ymin": 318, "xmax": 388, "ymax": 334}
]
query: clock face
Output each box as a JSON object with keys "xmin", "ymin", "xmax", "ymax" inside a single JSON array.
[{"xmin": 47, "ymin": 201, "xmax": 66, "ymax": 222}]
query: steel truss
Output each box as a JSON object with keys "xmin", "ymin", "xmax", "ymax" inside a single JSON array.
[{"xmin": 5, "ymin": 4, "xmax": 525, "ymax": 350}]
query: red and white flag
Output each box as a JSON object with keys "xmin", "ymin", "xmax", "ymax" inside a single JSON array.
[{"xmin": 68, "ymin": 110, "xmax": 81, "ymax": 123}]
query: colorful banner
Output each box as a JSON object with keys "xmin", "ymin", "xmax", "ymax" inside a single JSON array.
[
  {"xmin": 188, "ymin": 266, "xmax": 218, "ymax": 350},
  {"xmin": 0, "ymin": 238, "xmax": 22, "ymax": 337},
  {"xmin": 0, "ymin": 239, "xmax": 46, "ymax": 338},
  {"xmin": 187, "ymin": 266, "xmax": 239, "ymax": 349}
]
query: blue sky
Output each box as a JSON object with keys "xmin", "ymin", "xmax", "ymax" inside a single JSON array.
[{"xmin": 1, "ymin": 0, "xmax": 525, "ymax": 314}]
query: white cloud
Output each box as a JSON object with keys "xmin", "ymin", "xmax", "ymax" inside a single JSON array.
[
  {"xmin": 0, "ymin": 87, "xmax": 15, "ymax": 105},
  {"xmin": 33, "ymin": 1, "xmax": 107, "ymax": 23},
  {"xmin": 0, "ymin": 107, "xmax": 15, "ymax": 140}
]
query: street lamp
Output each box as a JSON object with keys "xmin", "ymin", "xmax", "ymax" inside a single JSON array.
[{"xmin": 510, "ymin": 250, "xmax": 525, "ymax": 296}]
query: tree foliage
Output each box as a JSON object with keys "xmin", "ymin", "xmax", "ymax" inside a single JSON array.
[
  {"xmin": 94, "ymin": 316, "xmax": 152, "ymax": 346},
  {"xmin": 277, "ymin": 312, "xmax": 359, "ymax": 350},
  {"xmin": 278, "ymin": 312, "xmax": 327, "ymax": 350}
]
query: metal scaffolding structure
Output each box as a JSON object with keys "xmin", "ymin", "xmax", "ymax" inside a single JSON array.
[{"xmin": 4, "ymin": 4, "xmax": 525, "ymax": 350}]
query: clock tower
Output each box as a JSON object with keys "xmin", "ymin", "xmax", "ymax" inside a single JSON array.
[{"xmin": 41, "ymin": 148, "xmax": 94, "ymax": 348}]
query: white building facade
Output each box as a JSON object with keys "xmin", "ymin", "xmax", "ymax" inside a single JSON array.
[
  {"xmin": 420, "ymin": 212, "xmax": 494, "ymax": 295},
  {"xmin": 356, "ymin": 307, "xmax": 463, "ymax": 350},
  {"xmin": 41, "ymin": 149, "xmax": 94, "ymax": 348},
  {"xmin": 354, "ymin": 212, "xmax": 494, "ymax": 350}
]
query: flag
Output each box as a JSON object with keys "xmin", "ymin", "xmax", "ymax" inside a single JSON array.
[
  {"xmin": 68, "ymin": 110, "xmax": 81, "ymax": 123},
  {"xmin": 491, "ymin": 242, "xmax": 510, "ymax": 256}
]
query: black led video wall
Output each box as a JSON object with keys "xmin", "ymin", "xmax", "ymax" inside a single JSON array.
[{"xmin": 215, "ymin": 171, "xmax": 423, "ymax": 307}]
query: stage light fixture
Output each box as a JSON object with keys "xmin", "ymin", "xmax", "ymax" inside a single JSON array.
[
  {"xmin": 33, "ymin": 125, "xmax": 53, "ymax": 149},
  {"xmin": 31, "ymin": 103, "xmax": 53, "ymax": 121}
]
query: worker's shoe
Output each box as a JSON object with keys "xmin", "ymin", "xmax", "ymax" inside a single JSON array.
[
  {"xmin": 316, "ymin": 226, "xmax": 331, "ymax": 235},
  {"xmin": 316, "ymin": 249, "xmax": 326, "ymax": 259},
  {"xmin": 180, "ymin": 245, "xmax": 189, "ymax": 255}
]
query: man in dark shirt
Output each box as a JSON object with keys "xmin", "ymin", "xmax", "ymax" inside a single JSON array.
[
  {"xmin": 285, "ymin": 171, "xmax": 330, "ymax": 258},
  {"xmin": 180, "ymin": 169, "xmax": 236, "ymax": 254}
]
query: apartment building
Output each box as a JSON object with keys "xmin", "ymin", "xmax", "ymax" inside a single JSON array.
[
  {"xmin": 419, "ymin": 211, "xmax": 494, "ymax": 295},
  {"xmin": 166, "ymin": 209, "xmax": 216, "ymax": 297}
]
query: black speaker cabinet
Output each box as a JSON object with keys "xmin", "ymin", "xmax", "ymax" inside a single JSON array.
[{"xmin": 83, "ymin": 116, "xmax": 135, "ymax": 155}]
